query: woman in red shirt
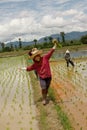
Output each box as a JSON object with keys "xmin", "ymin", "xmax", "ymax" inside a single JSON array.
[{"xmin": 21, "ymin": 39, "xmax": 58, "ymax": 105}]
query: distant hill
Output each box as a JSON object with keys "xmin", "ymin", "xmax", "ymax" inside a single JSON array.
[
  {"xmin": 5, "ymin": 41, "xmax": 34, "ymax": 48},
  {"xmin": 65, "ymin": 31, "xmax": 87, "ymax": 40},
  {"xmin": 1, "ymin": 31, "xmax": 87, "ymax": 48},
  {"xmin": 38, "ymin": 31, "xmax": 87, "ymax": 43}
]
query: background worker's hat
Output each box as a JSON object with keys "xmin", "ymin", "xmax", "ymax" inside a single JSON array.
[
  {"xmin": 28, "ymin": 48, "xmax": 43, "ymax": 59},
  {"xmin": 66, "ymin": 50, "xmax": 70, "ymax": 53}
]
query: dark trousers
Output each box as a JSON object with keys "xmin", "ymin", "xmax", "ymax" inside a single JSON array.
[
  {"xmin": 39, "ymin": 77, "xmax": 51, "ymax": 95},
  {"xmin": 66, "ymin": 59, "xmax": 74, "ymax": 67}
]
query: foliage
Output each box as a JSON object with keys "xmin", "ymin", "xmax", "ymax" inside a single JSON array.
[
  {"xmin": 33, "ymin": 39, "xmax": 37, "ymax": 47},
  {"xmin": 0, "ymin": 42, "xmax": 5, "ymax": 50},
  {"xmin": 55, "ymin": 105, "xmax": 73, "ymax": 130},
  {"xmin": 61, "ymin": 40, "xmax": 82, "ymax": 47},
  {"xmin": 0, "ymin": 35, "xmax": 84, "ymax": 53},
  {"xmin": 80, "ymin": 35, "xmax": 87, "ymax": 44},
  {"xmin": 60, "ymin": 32, "xmax": 65, "ymax": 43},
  {"xmin": 3, "ymin": 47, "xmax": 12, "ymax": 52},
  {"xmin": 49, "ymin": 87, "xmax": 73, "ymax": 130},
  {"xmin": 19, "ymin": 38, "xmax": 22, "ymax": 48}
]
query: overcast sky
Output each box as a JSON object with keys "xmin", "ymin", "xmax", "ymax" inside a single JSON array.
[{"xmin": 0, "ymin": 0, "xmax": 87, "ymax": 43}]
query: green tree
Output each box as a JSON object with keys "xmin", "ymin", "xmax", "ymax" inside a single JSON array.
[
  {"xmin": 48, "ymin": 36, "xmax": 53, "ymax": 43},
  {"xmin": 10, "ymin": 43, "xmax": 14, "ymax": 51},
  {"xmin": 80, "ymin": 35, "xmax": 87, "ymax": 44},
  {"xmin": 0, "ymin": 42, "xmax": 5, "ymax": 50},
  {"xmin": 3, "ymin": 47, "xmax": 11, "ymax": 52},
  {"xmin": 19, "ymin": 38, "xmax": 22, "ymax": 48},
  {"xmin": 60, "ymin": 32, "xmax": 65, "ymax": 43},
  {"xmin": 33, "ymin": 39, "xmax": 37, "ymax": 47},
  {"xmin": 15, "ymin": 45, "xmax": 17, "ymax": 49},
  {"xmin": 44, "ymin": 37, "xmax": 48, "ymax": 43}
]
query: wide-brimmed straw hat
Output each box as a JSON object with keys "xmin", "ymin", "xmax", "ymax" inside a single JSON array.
[{"xmin": 28, "ymin": 48, "xmax": 43, "ymax": 59}]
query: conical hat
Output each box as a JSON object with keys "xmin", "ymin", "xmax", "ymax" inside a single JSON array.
[{"xmin": 66, "ymin": 50, "xmax": 70, "ymax": 53}]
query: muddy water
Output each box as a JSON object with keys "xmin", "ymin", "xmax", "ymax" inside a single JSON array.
[
  {"xmin": 53, "ymin": 50, "xmax": 87, "ymax": 59},
  {"xmin": 0, "ymin": 56, "xmax": 39, "ymax": 130},
  {"xmin": 51, "ymin": 58, "xmax": 87, "ymax": 130}
]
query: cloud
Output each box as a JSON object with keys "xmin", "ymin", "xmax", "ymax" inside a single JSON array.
[
  {"xmin": 0, "ymin": 0, "xmax": 87, "ymax": 43},
  {"xmin": 41, "ymin": 15, "xmax": 65, "ymax": 28}
]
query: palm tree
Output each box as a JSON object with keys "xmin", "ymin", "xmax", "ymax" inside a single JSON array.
[
  {"xmin": 19, "ymin": 38, "xmax": 22, "ymax": 48},
  {"xmin": 60, "ymin": 32, "xmax": 65, "ymax": 43},
  {"xmin": 33, "ymin": 39, "xmax": 37, "ymax": 47}
]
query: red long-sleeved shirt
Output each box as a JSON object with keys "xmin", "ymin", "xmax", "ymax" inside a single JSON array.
[{"xmin": 26, "ymin": 48, "xmax": 55, "ymax": 79}]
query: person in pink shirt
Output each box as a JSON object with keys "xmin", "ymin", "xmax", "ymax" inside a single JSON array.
[{"xmin": 20, "ymin": 39, "xmax": 58, "ymax": 105}]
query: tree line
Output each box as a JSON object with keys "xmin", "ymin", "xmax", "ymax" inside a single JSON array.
[{"xmin": 0, "ymin": 32, "xmax": 87, "ymax": 52}]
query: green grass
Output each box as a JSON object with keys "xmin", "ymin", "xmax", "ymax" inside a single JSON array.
[
  {"xmin": 55, "ymin": 105, "xmax": 73, "ymax": 130},
  {"xmin": 40, "ymin": 108, "xmax": 48, "ymax": 130},
  {"xmin": 48, "ymin": 87, "xmax": 56, "ymax": 102},
  {"xmin": 49, "ymin": 87, "xmax": 73, "ymax": 130}
]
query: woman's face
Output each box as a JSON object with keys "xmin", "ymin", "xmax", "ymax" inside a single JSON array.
[{"xmin": 33, "ymin": 55, "xmax": 41, "ymax": 62}]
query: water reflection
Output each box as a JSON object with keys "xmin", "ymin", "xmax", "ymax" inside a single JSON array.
[{"xmin": 54, "ymin": 50, "xmax": 87, "ymax": 59}]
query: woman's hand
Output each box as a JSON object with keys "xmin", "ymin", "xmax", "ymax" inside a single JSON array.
[
  {"xmin": 18, "ymin": 67, "xmax": 26, "ymax": 71},
  {"xmin": 52, "ymin": 39, "xmax": 58, "ymax": 49},
  {"xmin": 52, "ymin": 38, "xmax": 62, "ymax": 49}
]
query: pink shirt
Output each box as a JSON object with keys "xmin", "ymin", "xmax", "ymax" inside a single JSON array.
[{"xmin": 26, "ymin": 48, "xmax": 55, "ymax": 79}]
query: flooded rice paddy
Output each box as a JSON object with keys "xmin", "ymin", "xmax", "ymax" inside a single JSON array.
[
  {"xmin": 0, "ymin": 51, "xmax": 87, "ymax": 130},
  {"xmin": 54, "ymin": 50, "xmax": 87, "ymax": 59},
  {"xmin": 0, "ymin": 56, "xmax": 39, "ymax": 130},
  {"xmin": 51, "ymin": 58, "xmax": 87, "ymax": 130}
]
